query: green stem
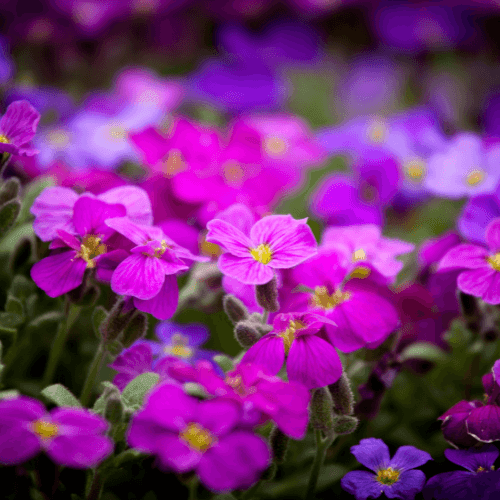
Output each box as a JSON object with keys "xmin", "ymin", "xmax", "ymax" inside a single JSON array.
[
  {"xmin": 42, "ymin": 303, "xmax": 80, "ymax": 387},
  {"xmin": 187, "ymin": 477, "xmax": 198, "ymax": 500},
  {"xmin": 262, "ymin": 310, "xmax": 270, "ymax": 325},
  {"xmin": 86, "ymin": 469, "xmax": 103, "ymax": 500},
  {"xmin": 80, "ymin": 343, "xmax": 107, "ymax": 407},
  {"xmin": 304, "ymin": 430, "xmax": 336, "ymax": 500}
]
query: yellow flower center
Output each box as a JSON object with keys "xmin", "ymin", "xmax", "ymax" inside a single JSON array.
[
  {"xmin": 279, "ymin": 320, "xmax": 306, "ymax": 355},
  {"xmin": 367, "ymin": 118, "xmax": 387, "ymax": 143},
  {"xmin": 352, "ymin": 248, "xmax": 366, "ymax": 262},
  {"xmin": 487, "ymin": 252, "xmax": 500, "ymax": 271},
  {"xmin": 47, "ymin": 129, "xmax": 70, "ymax": 148},
  {"xmin": 310, "ymin": 286, "xmax": 351, "ymax": 310},
  {"xmin": 264, "ymin": 136, "xmax": 287, "ymax": 157},
  {"xmin": 106, "ymin": 123, "xmax": 127, "ymax": 142},
  {"xmin": 179, "ymin": 423, "xmax": 214, "ymax": 452},
  {"xmin": 162, "ymin": 149, "xmax": 185, "ymax": 177},
  {"xmin": 376, "ymin": 467, "xmax": 400, "ymax": 485},
  {"xmin": 0, "ymin": 134, "xmax": 10, "ymax": 144},
  {"xmin": 32, "ymin": 420, "xmax": 59, "ymax": 440},
  {"xmin": 250, "ymin": 243, "xmax": 272, "ymax": 264},
  {"xmin": 404, "ymin": 159, "xmax": 426, "ymax": 182},
  {"xmin": 223, "ymin": 161, "xmax": 245, "ymax": 187},
  {"xmin": 225, "ymin": 374, "xmax": 255, "ymax": 396},
  {"xmin": 349, "ymin": 266, "xmax": 371, "ymax": 279},
  {"xmin": 163, "ymin": 333, "xmax": 192, "ymax": 359},
  {"xmin": 153, "ymin": 240, "xmax": 169, "ymax": 258},
  {"xmin": 77, "ymin": 235, "xmax": 107, "ymax": 269},
  {"xmin": 466, "ymin": 169, "xmax": 486, "ymax": 187},
  {"xmin": 199, "ymin": 237, "xmax": 221, "ymax": 257}
]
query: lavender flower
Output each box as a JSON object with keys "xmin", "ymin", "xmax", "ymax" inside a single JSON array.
[
  {"xmin": 341, "ymin": 438, "xmax": 432, "ymax": 500},
  {"xmin": 0, "ymin": 396, "xmax": 113, "ymax": 468}
]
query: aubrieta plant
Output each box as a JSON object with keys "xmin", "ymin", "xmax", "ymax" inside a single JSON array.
[{"xmin": 6, "ymin": 3, "xmax": 500, "ymax": 500}]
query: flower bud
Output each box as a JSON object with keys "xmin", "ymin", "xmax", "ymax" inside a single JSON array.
[
  {"xmin": 234, "ymin": 321, "xmax": 260, "ymax": 348},
  {"xmin": 261, "ymin": 462, "xmax": 278, "ymax": 481},
  {"xmin": 269, "ymin": 426, "xmax": 289, "ymax": 464},
  {"xmin": 255, "ymin": 276, "xmax": 279, "ymax": 312},
  {"xmin": 332, "ymin": 415, "xmax": 358, "ymax": 435},
  {"xmin": 223, "ymin": 294, "xmax": 249, "ymax": 324},
  {"xmin": 0, "ymin": 198, "xmax": 20, "ymax": 237},
  {"xmin": 104, "ymin": 393, "xmax": 124, "ymax": 425},
  {"xmin": 121, "ymin": 312, "xmax": 148, "ymax": 348},
  {"xmin": 329, "ymin": 372, "xmax": 355, "ymax": 416},
  {"xmin": 0, "ymin": 177, "xmax": 20, "ymax": 205},
  {"xmin": 99, "ymin": 297, "xmax": 136, "ymax": 343},
  {"xmin": 309, "ymin": 387, "xmax": 334, "ymax": 433},
  {"xmin": 9, "ymin": 237, "xmax": 32, "ymax": 273}
]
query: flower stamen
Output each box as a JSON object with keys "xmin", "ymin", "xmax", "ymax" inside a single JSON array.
[
  {"xmin": 179, "ymin": 423, "xmax": 214, "ymax": 452},
  {"xmin": 376, "ymin": 467, "xmax": 400, "ymax": 485},
  {"xmin": 250, "ymin": 243, "xmax": 272, "ymax": 264}
]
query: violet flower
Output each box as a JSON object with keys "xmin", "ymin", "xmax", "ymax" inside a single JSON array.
[
  {"xmin": 437, "ymin": 218, "xmax": 500, "ymax": 305},
  {"xmin": 0, "ymin": 100, "xmax": 40, "ymax": 156},
  {"xmin": 0, "ymin": 396, "xmax": 113, "ymax": 468},
  {"xmin": 341, "ymin": 438, "xmax": 432, "ymax": 500},
  {"xmin": 424, "ymin": 445, "xmax": 500, "ymax": 500},
  {"xmin": 169, "ymin": 360, "xmax": 311, "ymax": 439},
  {"xmin": 241, "ymin": 312, "xmax": 342, "ymax": 389},
  {"xmin": 30, "ymin": 195, "xmax": 126, "ymax": 297},
  {"xmin": 127, "ymin": 383, "xmax": 270, "ymax": 492},
  {"xmin": 205, "ymin": 214, "xmax": 317, "ymax": 285}
]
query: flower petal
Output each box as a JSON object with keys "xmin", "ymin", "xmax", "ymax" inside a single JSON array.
[
  {"xmin": 134, "ymin": 274, "xmax": 178, "ymax": 320},
  {"xmin": 97, "ymin": 185, "xmax": 153, "ymax": 226},
  {"xmin": 351, "ymin": 438, "xmax": 391, "ymax": 472},
  {"xmin": 218, "ymin": 253, "xmax": 274, "ymax": 285},
  {"xmin": 384, "ymin": 469, "xmax": 426, "ymax": 499},
  {"xmin": 206, "ymin": 219, "xmax": 254, "ymax": 257},
  {"xmin": 111, "ymin": 254, "xmax": 166, "ymax": 300},
  {"xmin": 50, "ymin": 408, "xmax": 109, "ymax": 434},
  {"xmin": 46, "ymin": 434, "xmax": 113, "ymax": 468},
  {"xmin": 0, "ymin": 100, "xmax": 40, "ymax": 145},
  {"xmin": 389, "ymin": 446, "xmax": 432, "ymax": 472},
  {"xmin": 466, "ymin": 405, "xmax": 500, "ymax": 442},
  {"xmin": 286, "ymin": 335, "xmax": 342, "ymax": 389},
  {"xmin": 240, "ymin": 335, "xmax": 285, "ymax": 376},
  {"xmin": 437, "ymin": 244, "xmax": 490, "ymax": 272},
  {"xmin": 444, "ymin": 444, "xmax": 499, "ymax": 472},
  {"xmin": 340, "ymin": 470, "xmax": 382, "ymax": 500},
  {"xmin": 196, "ymin": 399, "xmax": 240, "ymax": 436},
  {"xmin": 31, "ymin": 251, "xmax": 86, "ymax": 298},
  {"xmin": 156, "ymin": 434, "xmax": 202, "ymax": 473},
  {"xmin": 457, "ymin": 268, "xmax": 497, "ymax": 302},
  {"xmin": 486, "ymin": 218, "xmax": 500, "ymax": 252},
  {"xmin": 0, "ymin": 426, "xmax": 40, "ymax": 465},
  {"xmin": 106, "ymin": 217, "xmax": 163, "ymax": 246}
]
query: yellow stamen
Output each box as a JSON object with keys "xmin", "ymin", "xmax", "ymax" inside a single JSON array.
[
  {"xmin": 162, "ymin": 149, "xmax": 185, "ymax": 177},
  {"xmin": 47, "ymin": 129, "xmax": 70, "ymax": 148},
  {"xmin": 106, "ymin": 123, "xmax": 127, "ymax": 142},
  {"xmin": 367, "ymin": 118, "xmax": 387, "ymax": 143},
  {"xmin": 223, "ymin": 161, "xmax": 244, "ymax": 186},
  {"xmin": 153, "ymin": 240, "xmax": 169, "ymax": 258},
  {"xmin": 279, "ymin": 320, "xmax": 306, "ymax": 355},
  {"xmin": 264, "ymin": 136, "xmax": 287, "ymax": 157},
  {"xmin": 311, "ymin": 286, "xmax": 351, "ymax": 310},
  {"xmin": 352, "ymin": 249, "xmax": 366, "ymax": 262},
  {"xmin": 488, "ymin": 252, "xmax": 500, "ymax": 271},
  {"xmin": 179, "ymin": 423, "xmax": 214, "ymax": 452},
  {"xmin": 164, "ymin": 333, "xmax": 192, "ymax": 359},
  {"xmin": 376, "ymin": 467, "xmax": 400, "ymax": 485},
  {"xmin": 349, "ymin": 266, "xmax": 371, "ymax": 279},
  {"xmin": 77, "ymin": 235, "xmax": 107, "ymax": 269},
  {"xmin": 466, "ymin": 169, "xmax": 485, "ymax": 186},
  {"xmin": 477, "ymin": 466, "xmax": 486, "ymax": 472},
  {"xmin": 250, "ymin": 243, "xmax": 272, "ymax": 264},
  {"xmin": 404, "ymin": 159, "xmax": 426, "ymax": 182},
  {"xmin": 32, "ymin": 420, "xmax": 59, "ymax": 440},
  {"xmin": 0, "ymin": 134, "xmax": 10, "ymax": 144}
]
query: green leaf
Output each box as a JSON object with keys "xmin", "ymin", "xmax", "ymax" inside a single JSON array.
[
  {"xmin": 18, "ymin": 176, "xmax": 55, "ymax": 225},
  {"xmin": 0, "ymin": 325, "xmax": 16, "ymax": 351},
  {"xmin": 92, "ymin": 306, "xmax": 108, "ymax": 339},
  {"xmin": 41, "ymin": 383, "xmax": 82, "ymax": 407},
  {"xmin": 399, "ymin": 342, "xmax": 448, "ymax": 363},
  {"xmin": 0, "ymin": 199, "xmax": 20, "ymax": 237},
  {"xmin": 113, "ymin": 448, "xmax": 144, "ymax": 468},
  {"xmin": 213, "ymin": 354, "xmax": 234, "ymax": 373},
  {"xmin": 0, "ymin": 178, "xmax": 20, "ymax": 206},
  {"xmin": 0, "ymin": 389, "xmax": 19, "ymax": 400},
  {"xmin": 92, "ymin": 381, "xmax": 120, "ymax": 414},
  {"xmin": 9, "ymin": 275, "xmax": 35, "ymax": 301},
  {"xmin": 5, "ymin": 295, "xmax": 24, "ymax": 318},
  {"xmin": 122, "ymin": 372, "xmax": 159, "ymax": 408},
  {"xmin": 0, "ymin": 222, "xmax": 33, "ymax": 254},
  {"xmin": 26, "ymin": 311, "xmax": 63, "ymax": 333},
  {"xmin": 184, "ymin": 382, "xmax": 207, "ymax": 398}
]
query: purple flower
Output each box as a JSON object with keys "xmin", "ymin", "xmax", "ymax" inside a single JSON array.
[
  {"xmin": 30, "ymin": 195, "xmax": 126, "ymax": 297},
  {"xmin": 206, "ymin": 214, "xmax": 317, "ymax": 285},
  {"xmin": 0, "ymin": 396, "xmax": 113, "ymax": 468},
  {"xmin": 423, "ymin": 445, "xmax": 500, "ymax": 500},
  {"xmin": 437, "ymin": 218, "xmax": 500, "ymax": 305},
  {"xmin": 109, "ymin": 343, "xmax": 179, "ymax": 391},
  {"xmin": 341, "ymin": 438, "xmax": 432, "ymax": 500},
  {"xmin": 0, "ymin": 100, "xmax": 40, "ymax": 156},
  {"xmin": 168, "ymin": 360, "xmax": 311, "ymax": 439},
  {"xmin": 127, "ymin": 383, "xmax": 270, "ymax": 492},
  {"xmin": 241, "ymin": 312, "xmax": 342, "ymax": 389},
  {"xmin": 105, "ymin": 217, "xmax": 208, "ymax": 320},
  {"xmin": 321, "ymin": 224, "xmax": 414, "ymax": 282}
]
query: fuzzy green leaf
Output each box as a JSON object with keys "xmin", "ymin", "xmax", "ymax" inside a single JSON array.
[
  {"xmin": 122, "ymin": 372, "xmax": 159, "ymax": 408},
  {"xmin": 41, "ymin": 383, "xmax": 82, "ymax": 407}
]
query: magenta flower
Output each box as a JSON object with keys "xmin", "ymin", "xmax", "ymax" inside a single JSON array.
[
  {"xmin": 169, "ymin": 360, "xmax": 310, "ymax": 439},
  {"xmin": 31, "ymin": 195, "xmax": 126, "ymax": 297},
  {"xmin": 0, "ymin": 100, "xmax": 40, "ymax": 156},
  {"xmin": 105, "ymin": 217, "xmax": 208, "ymax": 320},
  {"xmin": 287, "ymin": 247, "xmax": 400, "ymax": 353},
  {"xmin": 241, "ymin": 312, "xmax": 342, "ymax": 389},
  {"xmin": 321, "ymin": 224, "xmax": 414, "ymax": 282},
  {"xmin": 206, "ymin": 214, "xmax": 317, "ymax": 285},
  {"xmin": 127, "ymin": 383, "xmax": 270, "ymax": 492},
  {"xmin": 341, "ymin": 438, "xmax": 432, "ymax": 500},
  {"xmin": 31, "ymin": 184, "xmax": 153, "ymax": 242},
  {"xmin": 437, "ymin": 218, "xmax": 500, "ymax": 305},
  {"xmin": 0, "ymin": 396, "xmax": 113, "ymax": 468}
]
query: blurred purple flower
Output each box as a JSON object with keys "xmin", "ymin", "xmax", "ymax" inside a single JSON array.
[{"xmin": 0, "ymin": 100, "xmax": 40, "ymax": 157}]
